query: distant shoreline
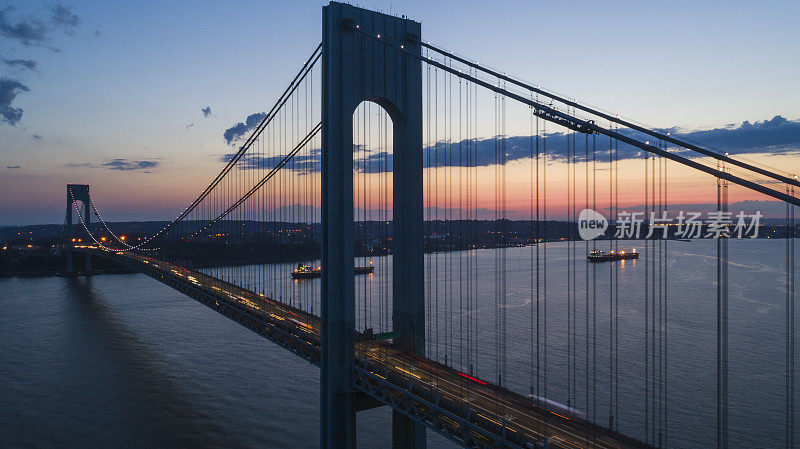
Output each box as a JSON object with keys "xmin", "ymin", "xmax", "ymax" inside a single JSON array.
[{"xmin": 0, "ymin": 268, "xmax": 137, "ymax": 279}]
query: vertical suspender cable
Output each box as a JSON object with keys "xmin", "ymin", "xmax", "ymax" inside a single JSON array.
[
  {"xmin": 608, "ymin": 129, "xmax": 615, "ymax": 429},
  {"xmin": 584, "ymin": 132, "xmax": 590, "ymax": 439},
  {"xmin": 717, "ymin": 158, "xmax": 729, "ymax": 449},
  {"xmin": 592, "ymin": 132, "xmax": 598, "ymax": 434},
  {"xmin": 644, "ymin": 150, "xmax": 650, "ymax": 442},
  {"xmin": 788, "ymin": 181, "xmax": 797, "ymax": 449},
  {"xmin": 529, "ymin": 97, "xmax": 536, "ymax": 398},
  {"xmin": 663, "ymin": 146, "xmax": 669, "ymax": 447},
  {"xmin": 650, "ymin": 152, "xmax": 656, "ymax": 442},
  {"xmin": 565, "ymin": 124, "xmax": 570, "ymax": 409}
]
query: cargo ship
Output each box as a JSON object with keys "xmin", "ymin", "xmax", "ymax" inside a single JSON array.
[
  {"xmin": 587, "ymin": 248, "xmax": 638, "ymax": 262},
  {"xmin": 291, "ymin": 262, "xmax": 375, "ymax": 279}
]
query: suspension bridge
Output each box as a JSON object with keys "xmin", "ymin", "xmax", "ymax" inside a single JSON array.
[{"xmin": 60, "ymin": 3, "xmax": 797, "ymax": 448}]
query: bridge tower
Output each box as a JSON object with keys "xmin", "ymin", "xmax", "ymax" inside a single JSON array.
[
  {"xmin": 321, "ymin": 3, "xmax": 424, "ymax": 449},
  {"xmin": 66, "ymin": 184, "xmax": 92, "ymax": 273}
]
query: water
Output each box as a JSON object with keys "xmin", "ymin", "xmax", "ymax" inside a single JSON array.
[
  {"xmin": 0, "ymin": 274, "xmax": 453, "ymax": 448},
  {"xmin": 1, "ymin": 239, "xmax": 797, "ymax": 448}
]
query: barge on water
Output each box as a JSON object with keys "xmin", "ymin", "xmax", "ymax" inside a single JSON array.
[
  {"xmin": 291, "ymin": 262, "xmax": 375, "ymax": 279},
  {"xmin": 587, "ymin": 249, "xmax": 638, "ymax": 263}
]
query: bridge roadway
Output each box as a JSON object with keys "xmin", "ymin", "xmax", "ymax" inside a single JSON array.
[{"xmin": 75, "ymin": 246, "xmax": 652, "ymax": 449}]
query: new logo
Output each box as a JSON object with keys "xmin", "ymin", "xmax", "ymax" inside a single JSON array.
[{"xmin": 578, "ymin": 209, "xmax": 608, "ymax": 240}]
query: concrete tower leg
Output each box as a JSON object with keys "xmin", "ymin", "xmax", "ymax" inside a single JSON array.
[
  {"xmin": 84, "ymin": 205, "xmax": 91, "ymax": 272},
  {"xmin": 66, "ymin": 194, "xmax": 73, "ymax": 272}
]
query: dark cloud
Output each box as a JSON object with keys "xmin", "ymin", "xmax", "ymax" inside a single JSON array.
[
  {"xmin": 0, "ymin": 78, "xmax": 30, "ymax": 126},
  {"xmin": 3, "ymin": 58, "xmax": 37, "ymax": 71},
  {"xmin": 376, "ymin": 115, "xmax": 800, "ymax": 172},
  {"xmin": 102, "ymin": 159, "xmax": 159, "ymax": 171},
  {"xmin": 673, "ymin": 115, "xmax": 800, "ymax": 154},
  {"xmin": 6, "ymin": 165, "xmax": 20, "ymax": 169},
  {"xmin": 0, "ymin": 7, "xmax": 48, "ymax": 45},
  {"xmin": 223, "ymin": 112, "xmax": 266, "ymax": 145},
  {"xmin": 185, "ymin": 123, "xmax": 194, "ymax": 130},
  {"xmin": 94, "ymin": 29, "xmax": 101, "ymax": 38},
  {"xmin": 202, "ymin": 106, "xmax": 211, "ymax": 118},
  {"xmin": 50, "ymin": 3, "xmax": 80, "ymax": 34},
  {"xmin": 64, "ymin": 162, "xmax": 93, "ymax": 168},
  {"xmin": 215, "ymin": 115, "xmax": 800, "ymax": 175},
  {"xmin": 0, "ymin": 4, "xmax": 79, "ymax": 47},
  {"xmin": 31, "ymin": 134, "xmax": 41, "ymax": 140},
  {"xmin": 220, "ymin": 148, "xmax": 322, "ymax": 175}
]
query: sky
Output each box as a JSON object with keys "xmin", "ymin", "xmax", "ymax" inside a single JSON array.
[{"xmin": 0, "ymin": 0, "xmax": 798, "ymax": 225}]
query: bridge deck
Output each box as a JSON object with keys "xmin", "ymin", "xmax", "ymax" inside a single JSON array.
[{"xmin": 76, "ymin": 246, "xmax": 652, "ymax": 449}]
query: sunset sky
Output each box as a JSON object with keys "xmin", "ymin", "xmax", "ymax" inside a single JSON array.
[{"xmin": 1, "ymin": 0, "xmax": 799, "ymax": 225}]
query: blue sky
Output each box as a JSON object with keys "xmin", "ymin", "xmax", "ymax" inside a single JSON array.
[{"xmin": 1, "ymin": 0, "xmax": 799, "ymax": 225}]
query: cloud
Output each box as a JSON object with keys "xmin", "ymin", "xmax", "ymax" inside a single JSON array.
[
  {"xmin": 102, "ymin": 159, "xmax": 159, "ymax": 171},
  {"xmin": 202, "ymin": 106, "xmax": 211, "ymax": 118},
  {"xmin": 672, "ymin": 115, "xmax": 800, "ymax": 154},
  {"xmin": 0, "ymin": 78, "xmax": 30, "ymax": 126},
  {"xmin": 66, "ymin": 159, "xmax": 160, "ymax": 171},
  {"xmin": 50, "ymin": 3, "xmax": 80, "ymax": 34},
  {"xmin": 220, "ymin": 148, "xmax": 322, "ymax": 174},
  {"xmin": 31, "ymin": 134, "xmax": 41, "ymax": 140},
  {"xmin": 383, "ymin": 115, "xmax": 800, "ymax": 171},
  {"xmin": 185, "ymin": 123, "xmax": 194, "ymax": 130},
  {"xmin": 0, "ymin": 7, "xmax": 48, "ymax": 45},
  {"xmin": 214, "ymin": 115, "xmax": 800, "ymax": 175},
  {"xmin": 3, "ymin": 58, "xmax": 37, "ymax": 71},
  {"xmin": 223, "ymin": 112, "xmax": 266, "ymax": 145},
  {"xmin": 0, "ymin": 4, "xmax": 79, "ymax": 47},
  {"xmin": 6, "ymin": 165, "xmax": 20, "ymax": 169},
  {"xmin": 94, "ymin": 29, "xmax": 101, "ymax": 38}
]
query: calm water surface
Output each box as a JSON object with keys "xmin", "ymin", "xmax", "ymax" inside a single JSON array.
[{"xmin": 1, "ymin": 239, "xmax": 797, "ymax": 448}]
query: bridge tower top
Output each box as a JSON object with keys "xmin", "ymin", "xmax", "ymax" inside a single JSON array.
[
  {"xmin": 67, "ymin": 184, "xmax": 90, "ymax": 205},
  {"xmin": 65, "ymin": 184, "xmax": 91, "ymax": 272}
]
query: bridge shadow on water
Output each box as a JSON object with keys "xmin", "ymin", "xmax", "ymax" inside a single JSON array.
[{"xmin": 63, "ymin": 276, "xmax": 239, "ymax": 449}]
